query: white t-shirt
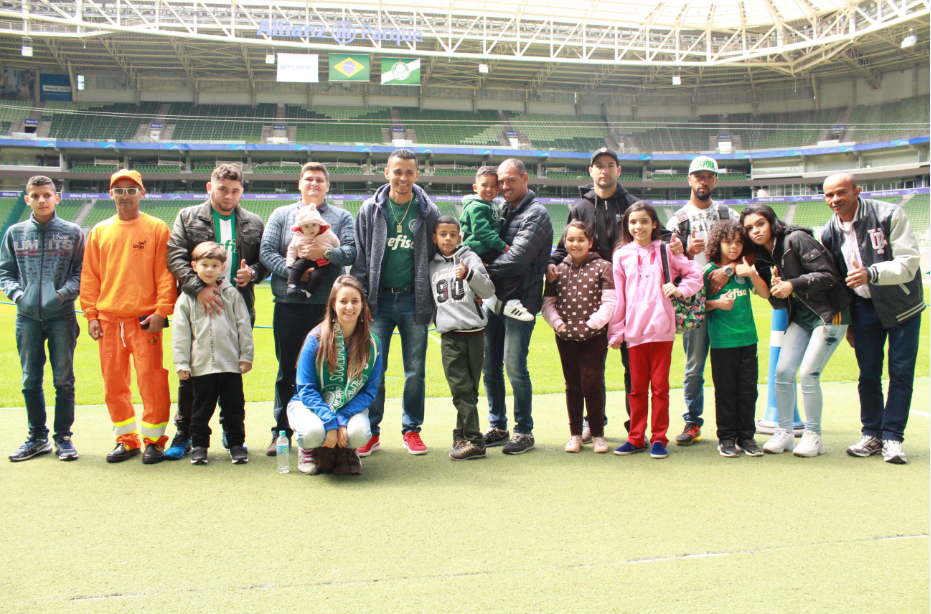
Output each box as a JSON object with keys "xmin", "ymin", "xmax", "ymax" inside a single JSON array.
[
  {"xmin": 664, "ymin": 201, "xmax": 741, "ymax": 268},
  {"xmin": 839, "ymin": 219, "xmax": 871, "ymax": 298}
]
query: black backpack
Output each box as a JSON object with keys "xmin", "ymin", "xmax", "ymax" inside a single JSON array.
[{"xmin": 669, "ymin": 203, "xmax": 731, "ymax": 252}]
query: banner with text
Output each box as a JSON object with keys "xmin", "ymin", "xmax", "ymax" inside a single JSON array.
[
  {"xmin": 39, "ymin": 74, "xmax": 72, "ymax": 102},
  {"xmin": 276, "ymin": 54, "xmax": 319, "ymax": 83}
]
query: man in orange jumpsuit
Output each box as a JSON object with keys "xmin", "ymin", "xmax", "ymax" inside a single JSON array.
[{"xmin": 81, "ymin": 170, "xmax": 177, "ymax": 464}]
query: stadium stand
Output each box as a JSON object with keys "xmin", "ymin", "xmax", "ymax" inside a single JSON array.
[
  {"xmin": 847, "ymin": 96, "xmax": 931, "ymax": 142},
  {"xmin": 44, "ymin": 102, "xmax": 161, "ymax": 141},
  {"xmin": 168, "ymin": 103, "xmax": 277, "ymax": 142},
  {"xmin": 0, "ymin": 197, "xmax": 18, "ymax": 226},
  {"xmin": 0, "ymin": 100, "xmax": 34, "ymax": 130},
  {"xmin": 506, "ymin": 112, "xmax": 609, "ymax": 152},
  {"xmin": 287, "ymin": 106, "xmax": 392, "ymax": 144},
  {"xmin": 399, "ymin": 109, "xmax": 500, "ymax": 146},
  {"xmin": 71, "ymin": 164, "xmax": 118, "ymax": 173}
]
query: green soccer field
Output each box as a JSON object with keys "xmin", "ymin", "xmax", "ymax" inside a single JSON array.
[
  {"xmin": 0, "ymin": 384, "xmax": 927, "ymax": 612},
  {"xmin": 0, "ymin": 285, "xmax": 928, "ymax": 408}
]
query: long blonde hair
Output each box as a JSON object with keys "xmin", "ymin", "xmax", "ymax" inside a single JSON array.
[{"xmin": 315, "ymin": 275, "xmax": 373, "ymax": 380}]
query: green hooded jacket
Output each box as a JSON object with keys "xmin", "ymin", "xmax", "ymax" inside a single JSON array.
[{"xmin": 459, "ymin": 194, "xmax": 507, "ymax": 255}]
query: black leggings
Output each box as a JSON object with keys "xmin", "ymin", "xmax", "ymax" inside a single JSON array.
[{"xmin": 288, "ymin": 259, "xmax": 331, "ymax": 297}]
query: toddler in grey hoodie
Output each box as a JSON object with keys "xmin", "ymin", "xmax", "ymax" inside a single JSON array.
[{"xmin": 429, "ymin": 216, "xmax": 495, "ymax": 461}]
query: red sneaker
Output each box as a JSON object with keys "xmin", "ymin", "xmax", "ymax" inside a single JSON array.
[
  {"xmin": 402, "ymin": 432, "xmax": 428, "ymax": 455},
  {"xmin": 357, "ymin": 435, "xmax": 381, "ymax": 457}
]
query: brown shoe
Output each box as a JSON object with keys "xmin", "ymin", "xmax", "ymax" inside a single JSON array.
[
  {"xmin": 592, "ymin": 437, "xmax": 609, "ymax": 453},
  {"xmin": 266, "ymin": 434, "xmax": 290, "ymax": 456}
]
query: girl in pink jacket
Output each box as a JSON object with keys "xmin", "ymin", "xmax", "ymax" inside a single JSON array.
[{"xmin": 608, "ymin": 202, "xmax": 702, "ymax": 459}]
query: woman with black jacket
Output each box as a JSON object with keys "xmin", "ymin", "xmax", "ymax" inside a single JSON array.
[{"xmin": 740, "ymin": 205, "xmax": 850, "ymax": 458}]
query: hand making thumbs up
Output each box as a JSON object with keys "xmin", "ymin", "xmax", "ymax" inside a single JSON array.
[
  {"xmin": 235, "ymin": 258, "xmax": 254, "ymax": 287},
  {"xmin": 735, "ymin": 256, "xmax": 757, "ymax": 278},
  {"xmin": 688, "ymin": 228, "xmax": 705, "ymax": 257},
  {"xmin": 845, "ymin": 260, "xmax": 869, "ymax": 290}
]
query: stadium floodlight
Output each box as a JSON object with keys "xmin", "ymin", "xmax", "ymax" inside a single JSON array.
[
  {"xmin": 266, "ymin": 54, "xmax": 276, "ymax": 64},
  {"xmin": 478, "ymin": 64, "xmax": 489, "ymax": 74},
  {"xmin": 901, "ymin": 30, "xmax": 917, "ymax": 48}
]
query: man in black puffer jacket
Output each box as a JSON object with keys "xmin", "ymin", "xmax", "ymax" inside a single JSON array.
[{"xmin": 482, "ymin": 158, "xmax": 552, "ymax": 456}]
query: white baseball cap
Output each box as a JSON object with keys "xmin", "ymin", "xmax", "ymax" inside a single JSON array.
[{"xmin": 688, "ymin": 156, "xmax": 720, "ymax": 175}]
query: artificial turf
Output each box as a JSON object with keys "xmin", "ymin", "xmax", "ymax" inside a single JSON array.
[
  {"xmin": 0, "ymin": 383, "xmax": 927, "ymax": 612},
  {"xmin": 0, "ymin": 286, "xmax": 928, "ymax": 407}
]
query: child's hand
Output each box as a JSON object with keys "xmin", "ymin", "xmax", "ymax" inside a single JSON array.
[
  {"xmin": 735, "ymin": 257, "xmax": 757, "ymax": 278},
  {"xmin": 556, "ymin": 323, "xmax": 567, "ymax": 334},
  {"xmin": 662, "ymin": 282, "xmax": 683, "ymax": 299},
  {"xmin": 240, "ymin": 361, "xmax": 252, "ymax": 374},
  {"xmin": 178, "ymin": 370, "xmax": 190, "ymax": 380},
  {"xmin": 503, "ymin": 245, "xmax": 510, "ymax": 253},
  {"xmin": 322, "ymin": 429, "xmax": 338, "ymax": 448},
  {"xmin": 609, "ymin": 336, "xmax": 624, "ymax": 349},
  {"xmin": 455, "ymin": 261, "xmax": 468, "ymax": 280},
  {"xmin": 715, "ymin": 293, "xmax": 735, "ymax": 311}
]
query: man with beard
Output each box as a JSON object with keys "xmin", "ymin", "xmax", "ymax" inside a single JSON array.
[
  {"xmin": 665, "ymin": 156, "xmax": 740, "ymax": 446},
  {"xmin": 163, "ymin": 163, "xmax": 267, "ymax": 460},
  {"xmin": 547, "ymin": 147, "xmax": 683, "ymax": 438}
]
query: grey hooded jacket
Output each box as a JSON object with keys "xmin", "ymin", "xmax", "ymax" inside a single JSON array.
[
  {"xmin": 429, "ymin": 246, "xmax": 496, "ymax": 333},
  {"xmin": 350, "ymin": 183, "xmax": 440, "ymax": 325},
  {"xmin": 172, "ymin": 281, "xmax": 254, "ymax": 377},
  {"xmin": 0, "ymin": 212, "xmax": 85, "ymax": 321}
]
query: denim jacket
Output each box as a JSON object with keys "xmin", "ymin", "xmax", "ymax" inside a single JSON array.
[{"xmin": 0, "ymin": 213, "xmax": 85, "ymax": 321}]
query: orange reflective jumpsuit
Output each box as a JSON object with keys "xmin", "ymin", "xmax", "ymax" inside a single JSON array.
[{"xmin": 81, "ymin": 213, "xmax": 177, "ymax": 449}]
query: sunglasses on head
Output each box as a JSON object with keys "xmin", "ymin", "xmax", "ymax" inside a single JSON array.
[{"xmin": 111, "ymin": 187, "xmax": 141, "ymax": 196}]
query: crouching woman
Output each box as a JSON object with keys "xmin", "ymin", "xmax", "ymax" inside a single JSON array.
[{"xmin": 287, "ymin": 275, "xmax": 382, "ymax": 475}]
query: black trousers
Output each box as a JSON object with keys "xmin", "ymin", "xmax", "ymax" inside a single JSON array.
[
  {"xmin": 710, "ymin": 344, "xmax": 759, "ymax": 441},
  {"xmin": 288, "ymin": 259, "xmax": 331, "ymax": 296},
  {"xmin": 174, "ymin": 303, "xmax": 255, "ymax": 439},
  {"xmin": 478, "ymin": 249, "xmax": 520, "ymax": 303},
  {"xmin": 272, "ymin": 301, "xmax": 327, "ymax": 437},
  {"xmin": 190, "ymin": 372, "xmax": 245, "ymax": 449}
]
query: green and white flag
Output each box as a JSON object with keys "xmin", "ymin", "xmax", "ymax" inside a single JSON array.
[
  {"xmin": 329, "ymin": 54, "xmax": 370, "ymax": 82},
  {"xmin": 381, "ymin": 58, "xmax": 421, "ymax": 86}
]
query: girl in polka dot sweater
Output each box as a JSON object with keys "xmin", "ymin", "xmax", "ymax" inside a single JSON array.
[{"xmin": 542, "ymin": 221, "xmax": 617, "ymax": 454}]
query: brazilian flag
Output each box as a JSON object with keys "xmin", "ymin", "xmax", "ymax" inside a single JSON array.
[{"xmin": 329, "ymin": 54, "xmax": 370, "ymax": 82}]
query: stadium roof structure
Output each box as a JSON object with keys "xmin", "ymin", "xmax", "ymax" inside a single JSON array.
[{"xmin": 0, "ymin": 0, "xmax": 927, "ymax": 94}]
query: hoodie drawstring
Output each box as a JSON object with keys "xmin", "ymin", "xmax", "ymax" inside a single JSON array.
[{"xmin": 119, "ymin": 321, "xmax": 126, "ymax": 348}]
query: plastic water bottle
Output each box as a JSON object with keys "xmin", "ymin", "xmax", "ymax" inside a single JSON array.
[{"xmin": 276, "ymin": 430, "xmax": 289, "ymax": 474}]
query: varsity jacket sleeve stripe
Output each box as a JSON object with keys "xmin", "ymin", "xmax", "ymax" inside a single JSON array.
[{"xmin": 869, "ymin": 206, "xmax": 921, "ymax": 285}]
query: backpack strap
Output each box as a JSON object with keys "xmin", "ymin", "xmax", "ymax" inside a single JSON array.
[
  {"xmin": 717, "ymin": 203, "xmax": 730, "ymax": 222},
  {"xmin": 671, "ymin": 207, "xmax": 691, "ymax": 249}
]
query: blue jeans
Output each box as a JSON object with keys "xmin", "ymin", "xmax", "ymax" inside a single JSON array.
[
  {"xmin": 15, "ymin": 313, "xmax": 80, "ymax": 441},
  {"xmin": 483, "ymin": 307, "xmax": 535, "ymax": 435},
  {"xmin": 852, "ymin": 299, "xmax": 922, "ymax": 443},
  {"xmin": 680, "ymin": 318, "xmax": 709, "ymax": 426},
  {"xmin": 368, "ymin": 291, "xmax": 428, "ymax": 436},
  {"xmin": 774, "ymin": 321, "xmax": 847, "ymax": 434}
]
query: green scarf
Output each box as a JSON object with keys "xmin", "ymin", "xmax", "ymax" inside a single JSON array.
[{"xmin": 317, "ymin": 327, "xmax": 378, "ymax": 412}]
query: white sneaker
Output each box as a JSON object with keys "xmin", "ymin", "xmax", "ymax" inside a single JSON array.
[
  {"xmin": 763, "ymin": 428, "xmax": 795, "ymax": 454},
  {"xmin": 502, "ymin": 299, "xmax": 535, "ymax": 322},
  {"xmin": 297, "ymin": 447, "xmax": 317, "ymax": 475},
  {"xmin": 793, "ymin": 431, "xmax": 825, "ymax": 457},
  {"xmin": 846, "ymin": 435, "xmax": 882, "ymax": 457},
  {"xmin": 882, "ymin": 440, "xmax": 908, "ymax": 464}
]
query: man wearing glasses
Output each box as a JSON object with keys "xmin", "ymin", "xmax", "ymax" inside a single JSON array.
[{"xmin": 80, "ymin": 169, "xmax": 178, "ymax": 464}]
